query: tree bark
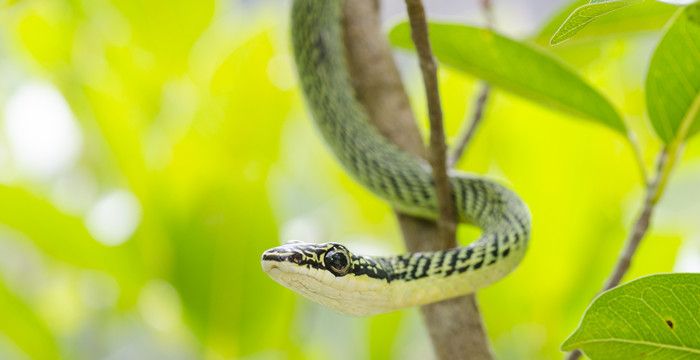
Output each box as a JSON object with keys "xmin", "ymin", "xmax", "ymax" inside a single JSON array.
[{"xmin": 341, "ymin": 1, "xmax": 494, "ymax": 359}]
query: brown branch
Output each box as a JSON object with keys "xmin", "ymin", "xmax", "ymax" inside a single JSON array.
[
  {"xmin": 404, "ymin": 0, "xmax": 457, "ymax": 243},
  {"xmin": 449, "ymin": 84, "xmax": 491, "ymax": 166},
  {"xmin": 342, "ymin": 1, "xmax": 493, "ymax": 359},
  {"xmin": 566, "ymin": 148, "xmax": 669, "ymax": 360}
]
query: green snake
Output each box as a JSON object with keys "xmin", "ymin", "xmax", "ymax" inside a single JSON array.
[{"xmin": 261, "ymin": 0, "xmax": 531, "ymax": 316}]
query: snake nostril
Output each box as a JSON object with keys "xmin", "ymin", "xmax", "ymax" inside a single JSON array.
[{"xmin": 261, "ymin": 251, "xmax": 275, "ymax": 261}]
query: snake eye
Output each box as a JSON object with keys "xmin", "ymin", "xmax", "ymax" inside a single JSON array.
[{"xmin": 325, "ymin": 248, "xmax": 350, "ymax": 276}]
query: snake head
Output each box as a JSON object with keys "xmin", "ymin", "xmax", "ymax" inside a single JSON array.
[
  {"xmin": 261, "ymin": 242, "xmax": 391, "ymax": 315},
  {"xmin": 261, "ymin": 242, "xmax": 353, "ymax": 277}
]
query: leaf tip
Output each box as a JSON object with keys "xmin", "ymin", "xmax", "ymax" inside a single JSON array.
[{"xmin": 549, "ymin": 34, "xmax": 566, "ymax": 46}]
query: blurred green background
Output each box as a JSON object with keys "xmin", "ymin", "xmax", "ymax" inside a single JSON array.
[{"xmin": 0, "ymin": 0, "xmax": 698, "ymax": 359}]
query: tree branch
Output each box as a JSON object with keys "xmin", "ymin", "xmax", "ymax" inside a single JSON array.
[
  {"xmin": 449, "ymin": 84, "xmax": 491, "ymax": 166},
  {"xmin": 566, "ymin": 148, "xmax": 670, "ymax": 360},
  {"xmin": 601, "ymin": 149, "xmax": 666, "ymax": 291},
  {"xmin": 568, "ymin": 96, "xmax": 697, "ymax": 359},
  {"xmin": 341, "ymin": 1, "xmax": 493, "ymax": 359},
  {"xmin": 448, "ymin": 0, "xmax": 493, "ymax": 167},
  {"xmin": 404, "ymin": 0, "xmax": 457, "ymax": 242}
]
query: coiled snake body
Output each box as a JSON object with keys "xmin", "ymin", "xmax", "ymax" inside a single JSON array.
[{"xmin": 261, "ymin": 0, "xmax": 531, "ymax": 316}]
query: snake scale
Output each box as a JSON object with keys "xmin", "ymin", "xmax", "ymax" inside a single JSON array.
[{"xmin": 261, "ymin": 0, "xmax": 531, "ymax": 316}]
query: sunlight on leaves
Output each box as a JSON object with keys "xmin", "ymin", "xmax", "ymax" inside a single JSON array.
[
  {"xmin": 537, "ymin": 0, "xmax": 676, "ymax": 45},
  {"xmin": 562, "ymin": 273, "xmax": 700, "ymax": 359},
  {"xmin": 658, "ymin": 0, "xmax": 699, "ymax": 4},
  {"xmin": 647, "ymin": 4, "xmax": 700, "ymax": 143},
  {"xmin": 1, "ymin": 0, "xmax": 699, "ymax": 358},
  {"xmin": 389, "ymin": 22, "xmax": 626, "ymax": 132},
  {"xmin": 550, "ymin": 0, "xmax": 642, "ymax": 45}
]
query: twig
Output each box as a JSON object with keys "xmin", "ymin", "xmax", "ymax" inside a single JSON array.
[
  {"xmin": 480, "ymin": 0, "xmax": 495, "ymax": 28},
  {"xmin": 566, "ymin": 148, "xmax": 669, "ymax": 360},
  {"xmin": 341, "ymin": 1, "xmax": 493, "ymax": 359},
  {"xmin": 568, "ymin": 89, "xmax": 699, "ymax": 360},
  {"xmin": 448, "ymin": 0, "xmax": 494, "ymax": 167},
  {"xmin": 603, "ymin": 149, "xmax": 666, "ymax": 291},
  {"xmin": 404, "ymin": 0, "xmax": 457, "ymax": 242},
  {"xmin": 449, "ymin": 84, "xmax": 491, "ymax": 166}
]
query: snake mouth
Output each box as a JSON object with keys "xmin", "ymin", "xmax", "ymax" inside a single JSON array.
[
  {"xmin": 261, "ymin": 252, "xmax": 282, "ymax": 272},
  {"xmin": 261, "ymin": 249, "xmax": 300, "ymax": 273},
  {"xmin": 261, "ymin": 260, "xmax": 279, "ymax": 273}
]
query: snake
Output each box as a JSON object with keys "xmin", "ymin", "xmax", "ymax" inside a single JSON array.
[{"xmin": 261, "ymin": 0, "xmax": 531, "ymax": 316}]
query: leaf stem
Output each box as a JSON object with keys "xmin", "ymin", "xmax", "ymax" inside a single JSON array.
[
  {"xmin": 626, "ymin": 130, "xmax": 649, "ymax": 186},
  {"xmin": 653, "ymin": 94, "xmax": 700, "ymax": 202}
]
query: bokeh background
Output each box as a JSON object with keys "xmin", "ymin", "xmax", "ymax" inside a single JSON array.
[{"xmin": 0, "ymin": 0, "xmax": 698, "ymax": 359}]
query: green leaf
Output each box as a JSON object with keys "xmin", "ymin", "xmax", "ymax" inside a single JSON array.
[
  {"xmin": 537, "ymin": 0, "xmax": 676, "ymax": 46},
  {"xmin": 550, "ymin": 0, "xmax": 643, "ymax": 45},
  {"xmin": 562, "ymin": 273, "xmax": 700, "ymax": 359},
  {"xmin": 646, "ymin": 4, "xmax": 700, "ymax": 143},
  {"xmin": 388, "ymin": 22, "xmax": 626, "ymax": 132}
]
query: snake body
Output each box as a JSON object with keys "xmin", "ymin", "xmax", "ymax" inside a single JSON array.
[{"xmin": 261, "ymin": 0, "xmax": 531, "ymax": 316}]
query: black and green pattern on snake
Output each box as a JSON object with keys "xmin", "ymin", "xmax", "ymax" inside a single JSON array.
[{"xmin": 261, "ymin": 0, "xmax": 531, "ymax": 316}]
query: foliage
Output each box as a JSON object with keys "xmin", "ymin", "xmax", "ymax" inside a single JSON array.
[
  {"xmin": 389, "ymin": 22, "xmax": 626, "ymax": 132},
  {"xmin": 551, "ymin": 2, "xmax": 700, "ymax": 359},
  {"xmin": 647, "ymin": 3, "xmax": 700, "ymax": 143},
  {"xmin": 562, "ymin": 273, "xmax": 700, "ymax": 359},
  {"xmin": 0, "ymin": 0, "xmax": 697, "ymax": 359},
  {"xmin": 550, "ymin": 0, "xmax": 643, "ymax": 45},
  {"xmin": 536, "ymin": 0, "xmax": 677, "ymax": 45},
  {"xmin": 393, "ymin": 5, "xmax": 700, "ymax": 358}
]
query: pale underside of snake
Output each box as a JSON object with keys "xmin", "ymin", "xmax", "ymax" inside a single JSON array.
[{"xmin": 261, "ymin": 0, "xmax": 531, "ymax": 316}]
